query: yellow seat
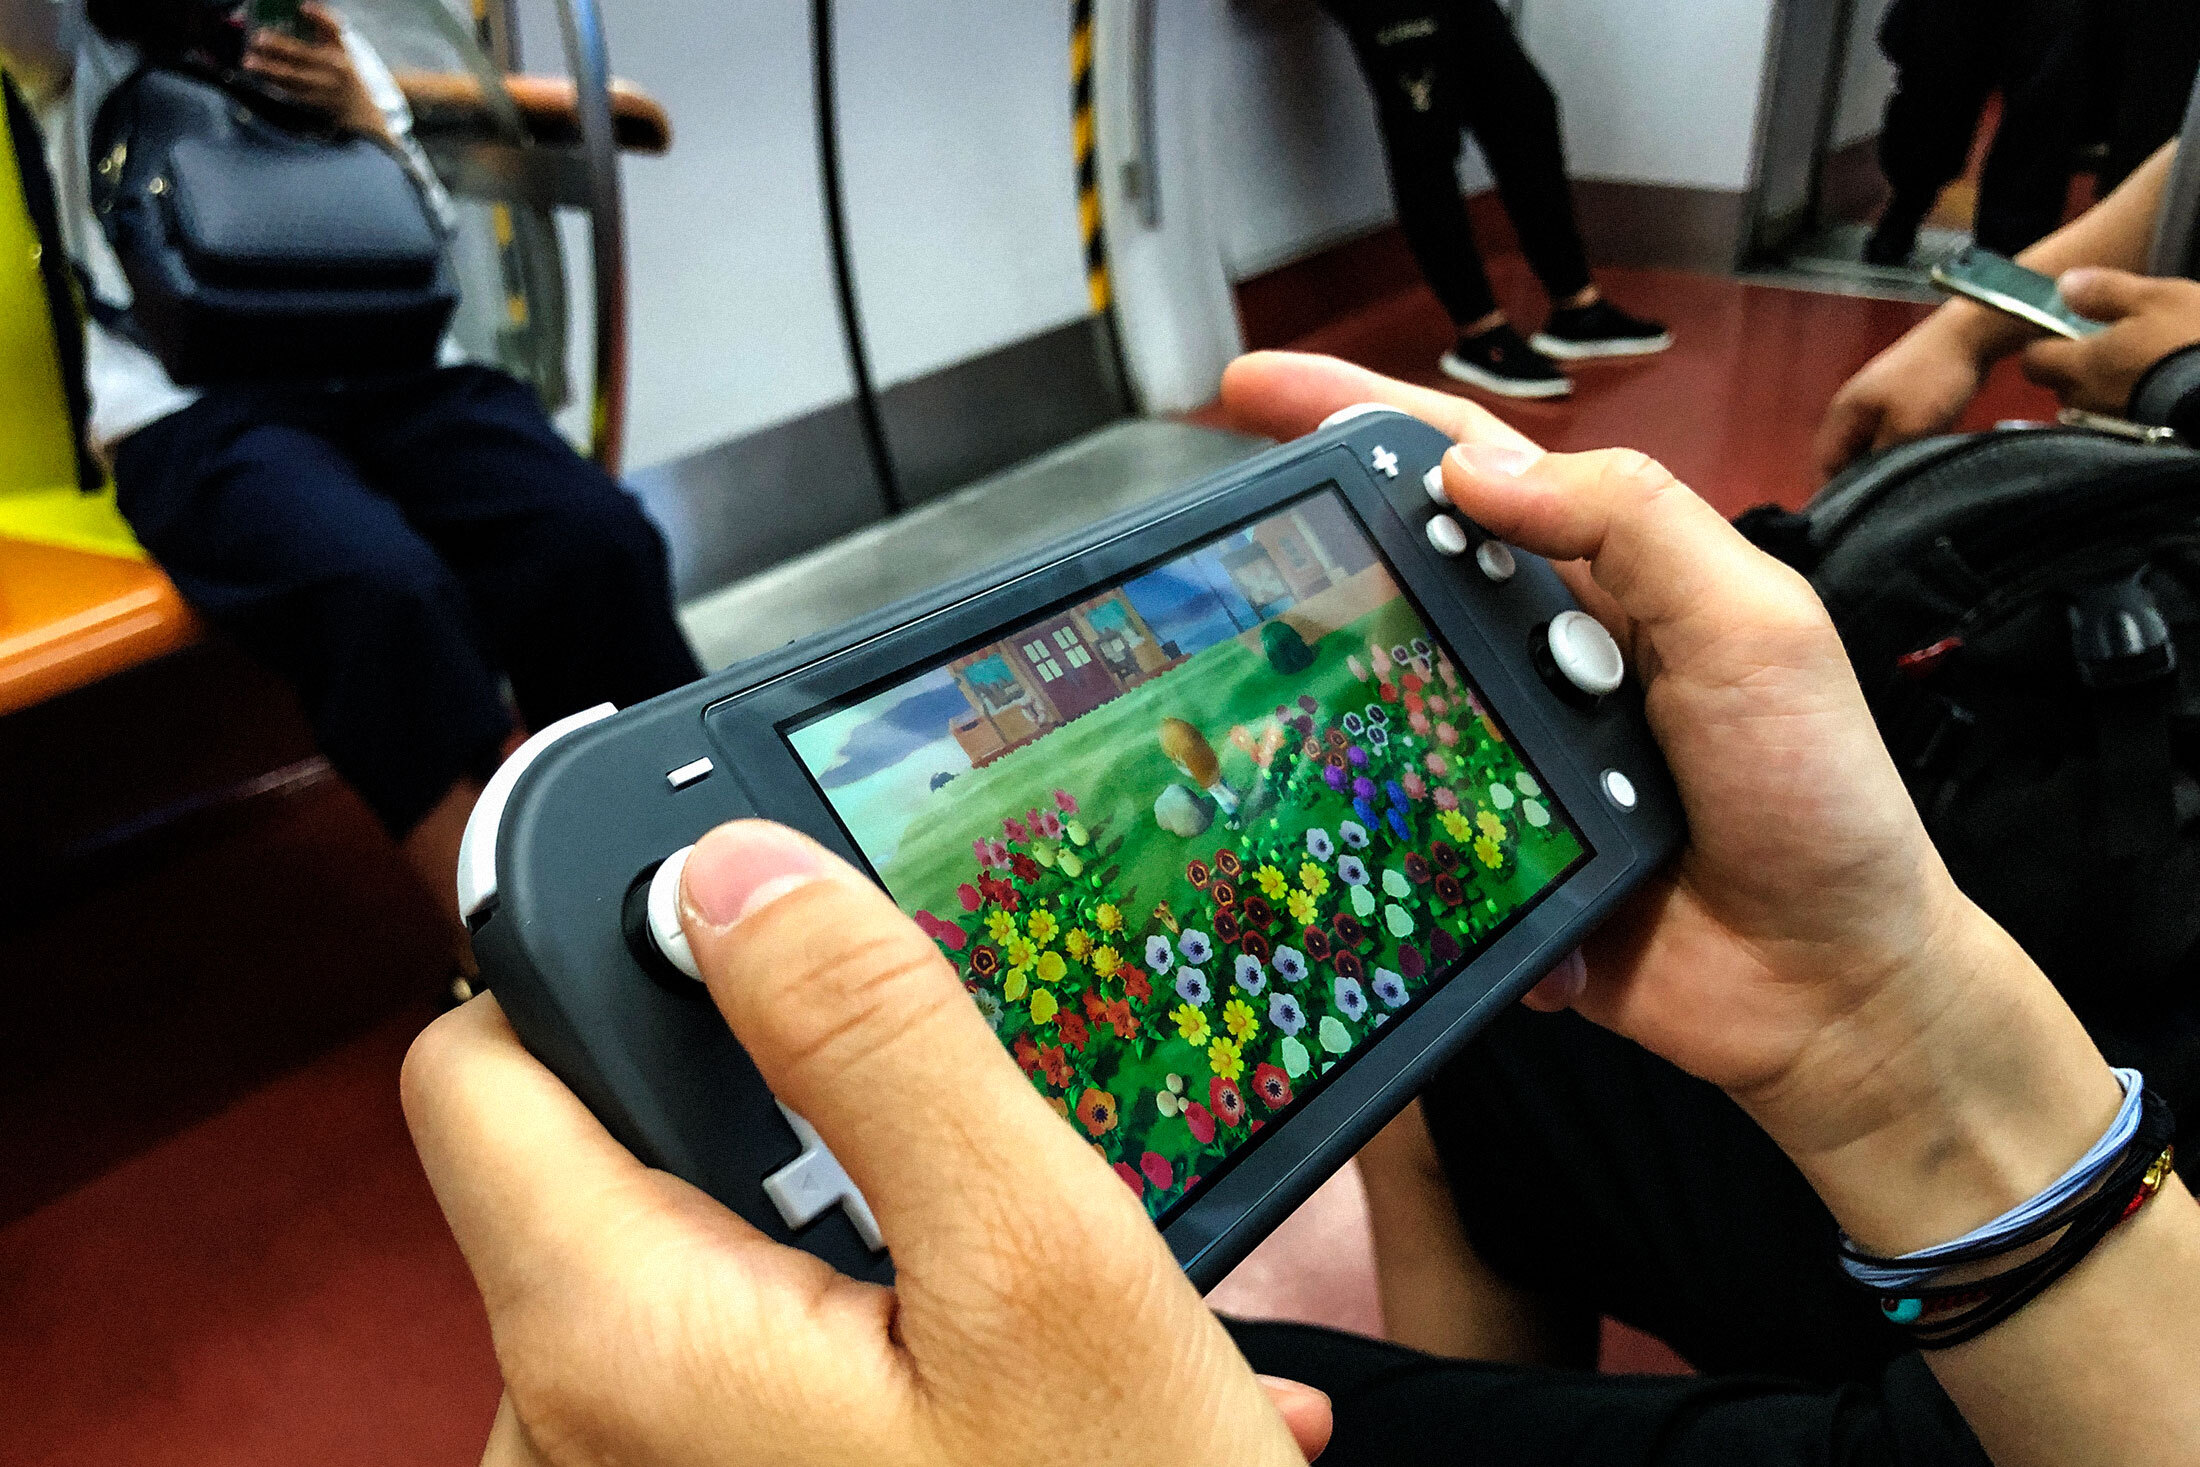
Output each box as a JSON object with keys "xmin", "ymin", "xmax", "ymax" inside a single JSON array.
[{"xmin": 1, "ymin": 70, "xmax": 197, "ymax": 713}]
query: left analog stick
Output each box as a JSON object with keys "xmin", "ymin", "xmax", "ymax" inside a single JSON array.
[{"xmin": 645, "ymin": 845, "xmax": 702, "ymax": 981}]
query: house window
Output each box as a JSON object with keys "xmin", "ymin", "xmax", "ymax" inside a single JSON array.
[
  {"xmin": 1054, "ymin": 627, "xmax": 1092, "ymax": 668},
  {"xmin": 1023, "ymin": 640, "xmax": 1065, "ymax": 681},
  {"xmin": 966, "ymin": 654, "xmax": 1030, "ymax": 712}
]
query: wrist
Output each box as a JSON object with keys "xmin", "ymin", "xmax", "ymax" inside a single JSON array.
[
  {"xmin": 1744, "ymin": 891, "xmax": 2123, "ymax": 1254},
  {"xmin": 1926, "ymin": 298, "xmax": 2027, "ymax": 369}
]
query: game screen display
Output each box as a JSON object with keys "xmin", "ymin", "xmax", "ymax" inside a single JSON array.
[{"xmin": 785, "ymin": 489, "xmax": 1589, "ymax": 1223}]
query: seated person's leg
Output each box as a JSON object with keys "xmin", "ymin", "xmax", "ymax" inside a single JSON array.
[
  {"xmin": 112, "ymin": 392, "xmax": 517, "ymax": 908},
  {"xmin": 350, "ymin": 365, "xmax": 703, "ymax": 732}
]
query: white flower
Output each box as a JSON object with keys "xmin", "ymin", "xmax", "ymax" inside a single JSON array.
[
  {"xmin": 1305, "ymin": 827, "xmax": 1335, "ymax": 861},
  {"xmin": 1489, "ymin": 783, "xmax": 1517, "ymax": 811},
  {"xmin": 1145, "ymin": 935, "xmax": 1175, "ymax": 974},
  {"xmin": 1515, "ymin": 771, "xmax": 1541, "ymax": 797},
  {"xmin": 1178, "ymin": 929, "xmax": 1213, "ymax": 964},
  {"xmin": 1339, "ymin": 821, "xmax": 1370, "ymax": 850}
]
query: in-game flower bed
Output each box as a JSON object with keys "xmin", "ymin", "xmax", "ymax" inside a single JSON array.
[{"xmin": 914, "ymin": 643, "xmax": 1586, "ymax": 1221}]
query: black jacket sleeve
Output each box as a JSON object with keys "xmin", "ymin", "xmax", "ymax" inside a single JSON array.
[{"xmin": 2128, "ymin": 343, "xmax": 2200, "ymax": 442}]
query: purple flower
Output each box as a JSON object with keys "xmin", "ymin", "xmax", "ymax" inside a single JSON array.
[
  {"xmin": 1352, "ymin": 776, "xmax": 1376, "ymax": 801},
  {"xmin": 1347, "ymin": 746, "xmax": 1368, "ymax": 768},
  {"xmin": 1368, "ymin": 725, "xmax": 1390, "ymax": 748},
  {"xmin": 1364, "ymin": 702, "xmax": 1390, "ymax": 727},
  {"xmin": 1298, "ymin": 695, "xmax": 1319, "ymax": 713},
  {"xmin": 1325, "ymin": 765, "xmax": 1348, "ymax": 791}
]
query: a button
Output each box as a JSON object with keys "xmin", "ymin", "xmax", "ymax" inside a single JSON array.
[
  {"xmin": 1602, "ymin": 769, "xmax": 1638, "ymax": 810},
  {"xmin": 645, "ymin": 845, "xmax": 702, "ymax": 981},
  {"xmin": 1425, "ymin": 515, "xmax": 1469, "ymax": 556},
  {"xmin": 762, "ymin": 1104, "xmax": 884, "ymax": 1251},
  {"xmin": 666, "ymin": 756, "xmax": 713, "ymax": 791},
  {"xmin": 1370, "ymin": 445, "xmax": 1400, "ymax": 478},
  {"xmin": 1546, "ymin": 611, "xmax": 1625, "ymax": 697},
  {"xmin": 1475, "ymin": 540, "xmax": 1517, "ymax": 583},
  {"xmin": 1422, "ymin": 464, "xmax": 1447, "ymax": 504}
]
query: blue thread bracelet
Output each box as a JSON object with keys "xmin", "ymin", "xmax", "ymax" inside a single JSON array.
[{"xmin": 1838, "ymin": 1067, "xmax": 2146, "ymax": 1292}]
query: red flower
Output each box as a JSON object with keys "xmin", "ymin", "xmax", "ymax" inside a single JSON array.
[
  {"xmin": 1184, "ymin": 1101, "xmax": 1216, "ymax": 1145},
  {"xmin": 1104, "ymin": 998, "xmax": 1139, "ymax": 1040},
  {"xmin": 1214, "ymin": 848, "xmax": 1243, "ymax": 878},
  {"xmin": 969, "ymin": 945, "xmax": 1001, "ymax": 978},
  {"xmin": 914, "ymin": 911, "xmax": 967, "ymax": 950},
  {"xmin": 1122, "ymin": 967, "xmax": 1152, "ymax": 1001},
  {"xmin": 1140, "ymin": 1151, "xmax": 1174, "ymax": 1191},
  {"xmin": 1402, "ymin": 671, "xmax": 1424, "ymax": 694},
  {"xmin": 1084, "ymin": 989, "xmax": 1109, "ymax": 1020},
  {"xmin": 1039, "ymin": 1046, "xmax": 1073, "ymax": 1087},
  {"xmin": 1114, "ymin": 1161, "xmax": 1144, "ymax": 1196},
  {"xmin": 1242, "ymin": 896, "xmax": 1274, "ymax": 929},
  {"xmin": 1252, "ymin": 1063, "xmax": 1292, "ymax": 1110},
  {"xmin": 1399, "ymin": 944, "xmax": 1426, "ymax": 979},
  {"xmin": 1434, "ymin": 873, "xmax": 1466, "ymax": 907},
  {"xmin": 1058, "ymin": 1012, "xmax": 1090, "ymax": 1052},
  {"xmin": 1332, "ymin": 912, "xmax": 1367, "ymax": 947},
  {"xmin": 1380, "ymin": 682, "xmax": 1399, "ymax": 703},
  {"xmin": 1334, "ymin": 950, "xmax": 1365, "ymax": 981},
  {"xmin": 1013, "ymin": 1035, "xmax": 1040, "ymax": 1074},
  {"xmin": 1404, "ymin": 853, "xmax": 1433, "ymax": 885},
  {"xmin": 1404, "ymin": 690, "xmax": 1424, "ymax": 717},
  {"xmin": 1431, "ymin": 841, "xmax": 1461, "ymax": 873},
  {"xmin": 1012, "ymin": 854, "xmax": 1042, "ymax": 883},
  {"xmin": 1187, "ymin": 858, "xmax": 1211, "ymax": 889},
  {"xmin": 957, "ymin": 882, "xmax": 983, "ymax": 911},
  {"xmin": 1210, "ymin": 1076, "xmax": 1246, "ymax": 1128},
  {"xmin": 1237, "ymin": 929, "xmax": 1272, "ymax": 960},
  {"xmin": 1004, "ymin": 816, "xmax": 1030, "ymax": 843},
  {"xmin": 1054, "ymin": 788, "xmax": 1079, "ymax": 814},
  {"xmin": 1212, "ymin": 879, "xmax": 1239, "ymax": 909},
  {"xmin": 1431, "ymin": 927, "xmax": 1463, "ymax": 963},
  {"xmin": 1302, "ymin": 927, "xmax": 1333, "ymax": 961},
  {"xmin": 1326, "ymin": 727, "xmax": 1348, "ymax": 750},
  {"xmin": 1214, "ymin": 909, "xmax": 1242, "ymax": 942}
]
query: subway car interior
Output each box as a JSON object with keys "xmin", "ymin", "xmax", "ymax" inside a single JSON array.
[{"xmin": 5, "ymin": 0, "xmax": 2199, "ymax": 1462}]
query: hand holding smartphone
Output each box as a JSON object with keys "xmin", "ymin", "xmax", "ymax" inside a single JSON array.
[
  {"xmin": 246, "ymin": 0, "xmax": 310, "ymax": 42},
  {"xmin": 1930, "ymin": 244, "xmax": 2107, "ymax": 340}
]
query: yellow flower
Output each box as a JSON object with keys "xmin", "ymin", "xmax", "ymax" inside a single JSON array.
[
  {"xmin": 1253, "ymin": 864, "xmax": 1288, "ymax": 899},
  {"xmin": 1030, "ymin": 988, "xmax": 1059, "ymax": 1024},
  {"xmin": 1477, "ymin": 809, "xmax": 1506, "ymax": 843},
  {"xmin": 1474, "ymin": 835, "xmax": 1502, "ymax": 869},
  {"xmin": 1095, "ymin": 902, "xmax": 1123, "ymax": 933},
  {"xmin": 1286, "ymin": 889, "xmax": 1317, "ymax": 926},
  {"xmin": 1064, "ymin": 928, "xmax": 1093, "ymax": 962},
  {"xmin": 1004, "ymin": 935, "xmax": 1037, "ymax": 972},
  {"xmin": 1222, "ymin": 997, "xmax": 1258, "ymax": 1042},
  {"xmin": 1207, "ymin": 1037, "xmax": 1244, "ymax": 1082},
  {"xmin": 985, "ymin": 910, "xmax": 1017, "ymax": 945},
  {"xmin": 1440, "ymin": 809, "xmax": 1472, "ymax": 842},
  {"xmin": 1297, "ymin": 862, "xmax": 1331, "ymax": 899},
  {"xmin": 1091, "ymin": 945, "xmax": 1121, "ymax": 978},
  {"xmin": 1172, "ymin": 1003, "xmax": 1210, "ymax": 1046},
  {"xmin": 1035, "ymin": 950, "xmax": 1067, "ymax": 985},
  {"xmin": 1003, "ymin": 968, "xmax": 1029, "ymax": 1001},
  {"xmin": 1025, "ymin": 909, "xmax": 1059, "ymax": 947}
]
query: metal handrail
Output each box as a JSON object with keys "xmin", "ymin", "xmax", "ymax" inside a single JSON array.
[{"xmin": 553, "ymin": 0, "xmax": 629, "ymax": 474}]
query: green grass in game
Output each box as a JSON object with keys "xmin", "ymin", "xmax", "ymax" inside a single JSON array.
[{"xmin": 886, "ymin": 595, "xmax": 1586, "ymax": 1221}]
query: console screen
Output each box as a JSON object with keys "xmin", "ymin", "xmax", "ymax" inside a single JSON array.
[{"xmin": 784, "ymin": 489, "xmax": 1589, "ymax": 1224}]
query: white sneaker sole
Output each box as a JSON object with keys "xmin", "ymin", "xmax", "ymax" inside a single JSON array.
[
  {"xmin": 1529, "ymin": 330, "xmax": 1674, "ymax": 361},
  {"xmin": 1438, "ymin": 351, "xmax": 1572, "ymax": 399}
]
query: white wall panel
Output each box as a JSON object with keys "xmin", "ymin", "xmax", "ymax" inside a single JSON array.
[
  {"xmin": 1832, "ymin": 0, "xmax": 1899, "ymax": 148},
  {"xmin": 828, "ymin": 0, "xmax": 1094, "ymax": 389}
]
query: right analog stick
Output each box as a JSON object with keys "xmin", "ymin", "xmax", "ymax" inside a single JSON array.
[{"xmin": 1542, "ymin": 610, "xmax": 1625, "ymax": 699}]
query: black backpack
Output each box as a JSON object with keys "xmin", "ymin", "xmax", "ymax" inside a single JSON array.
[
  {"xmin": 88, "ymin": 65, "xmax": 455, "ymax": 383},
  {"xmin": 1738, "ymin": 427, "xmax": 2200, "ymax": 1127}
]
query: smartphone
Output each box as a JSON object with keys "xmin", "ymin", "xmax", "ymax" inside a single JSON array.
[
  {"xmin": 1930, "ymin": 245, "xmax": 2105, "ymax": 340},
  {"xmin": 247, "ymin": 0, "xmax": 309, "ymax": 40}
]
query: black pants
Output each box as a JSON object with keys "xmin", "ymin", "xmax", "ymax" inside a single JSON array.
[
  {"xmin": 2090, "ymin": 0, "xmax": 2200, "ymax": 194},
  {"xmin": 113, "ymin": 365, "xmax": 701, "ymax": 836},
  {"xmin": 1228, "ymin": 1007, "xmax": 1996, "ymax": 1465},
  {"xmin": 1875, "ymin": 0, "xmax": 2096, "ymax": 255},
  {"xmin": 1324, "ymin": 0, "xmax": 1593, "ymax": 328}
]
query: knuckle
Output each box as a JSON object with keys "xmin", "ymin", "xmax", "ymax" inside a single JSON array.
[
  {"xmin": 1593, "ymin": 446, "xmax": 1680, "ymax": 503},
  {"xmin": 760, "ymin": 915, "xmax": 965, "ymax": 1075}
]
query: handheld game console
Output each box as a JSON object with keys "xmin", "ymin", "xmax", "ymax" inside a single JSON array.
[{"xmin": 457, "ymin": 406, "xmax": 1684, "ymax": 1291}]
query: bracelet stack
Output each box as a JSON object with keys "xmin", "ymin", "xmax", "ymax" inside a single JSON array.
[{"xmin": 1838, "ymin": 1068, "xmax": 2178, "ymax": 1350}]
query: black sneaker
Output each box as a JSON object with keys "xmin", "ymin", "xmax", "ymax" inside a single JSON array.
[
  {"xmin": 1439, "ymin": 323, "xmax": 1572, "ymax": 399},
  {"xmin": 1530, "ymin": 300, "xmax": 1672, "ymax": 360},
  {"xmin": 1863, "ymin": 199, "xmax": 1929, "ymax": 268}
]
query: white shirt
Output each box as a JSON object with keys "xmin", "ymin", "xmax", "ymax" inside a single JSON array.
[{"xmin": 42, "ymin": 23, "xmax": 453, "ymax": 453}]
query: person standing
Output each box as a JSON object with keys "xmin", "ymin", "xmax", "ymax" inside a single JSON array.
[{"xmin": 1321, "ymin": 0, "xmax": 1671, "ymax": 400}]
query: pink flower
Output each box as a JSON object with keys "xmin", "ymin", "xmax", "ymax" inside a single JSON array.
[
  {"xmin": 1036, "ymin": 808, "xmax": 1064, "ymax": 839},
  {"xmin": 1140, "ymin": 1151, "xmax": 1174, "ymax": 1191},
  {"xmin": 1114, "ymin": 1161, "xmax": 1145, "ymax": 1196},
  {"xmin": 1428, "ymin": 695, "xmax": 1449, "ymax": 715},
  {"xmin": 973, "ymin": 837, "xmax": 1010, "ymax": 870},
  {"xmin": 1408, "ymin": 709, "xmax": 1431, "ymax": 735},
  {"xmin": 1434, "ymin": 787, "xmax": 1460, "ymax": 812},
  {"xmin": 1401, "ymin": 772, "xmax": 1427, "ymax": 801},
  {"xmin": 1003, "ymin": 816, "xmax": 1030, "ymax": 844},
  {"xmin": 1425, "ymin": 751, "xmax": 1449, "ymax": 777},
  {"xmin": 1436, "ymin": 722, "xmax": 1459, "ymax": 747},
  {"xmin": 914, "ymin": 912, "xmax": 968, "ymax": 951},
  {"xmin": 1054, "ymin": 789, "xmax": 1079, "ymax": 814},
  {"xmin": 1184, "ymin": 1101, "xmax": 1216, "ymax": 1145},
  {"xmin": 1347, "ymin": 655, "xmax": 1368, "ymax": 682},
  {"xmin": 957, "ymin": 883, "xmax": 982, "ymax": 912}
]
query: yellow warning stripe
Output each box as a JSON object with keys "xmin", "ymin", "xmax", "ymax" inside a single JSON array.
[{"xmin": 1072, "ymin": 2, "xmax": 1108, "ymax": 316}]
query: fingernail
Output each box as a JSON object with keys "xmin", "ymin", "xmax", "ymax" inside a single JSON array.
[
  {"xmin": 1451, "ymin": 442, "xmax": 1541, "ymax": 479},
  {"xmin": 681, "ymin": 823, "xmax": 830, "ymax": 928},
  {"xmin": 1257, "ymin": 1374, "xmax": 1331, "ymax": 1409}
]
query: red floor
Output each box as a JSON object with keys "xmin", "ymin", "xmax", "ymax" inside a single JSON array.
[{"xmin": 0, "ymin": 267, "xmax": 2064, "ymax": 1466}]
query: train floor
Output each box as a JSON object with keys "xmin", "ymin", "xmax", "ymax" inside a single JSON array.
[{"xmin": 0, "ymin": 258, "xmax": 2063, "ymax": 1467}]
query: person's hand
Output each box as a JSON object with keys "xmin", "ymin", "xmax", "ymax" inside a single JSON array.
[
  {"xmin": 1813, "ymin": 317, "xmax": 1989, "ymax": 477},
  {"xmin": 2021, "ymin": 267, "xmax": 2200, "ymax": 415},
  {"xmin": 1219, "ymin": 352, "xmax": 2118, "ymax": 1255},
  {"xmin": 242, "ymin": 3, "xmax": 389, "ymax": 143},
  {"xmin": 403, "ymin": 820, "xmax": 1331, "ymax": 1467}
]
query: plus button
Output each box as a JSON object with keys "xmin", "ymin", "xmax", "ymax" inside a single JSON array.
[{"xmin": 1370, "ymin": 445, "xmax": 1400, "ymax": 478}]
